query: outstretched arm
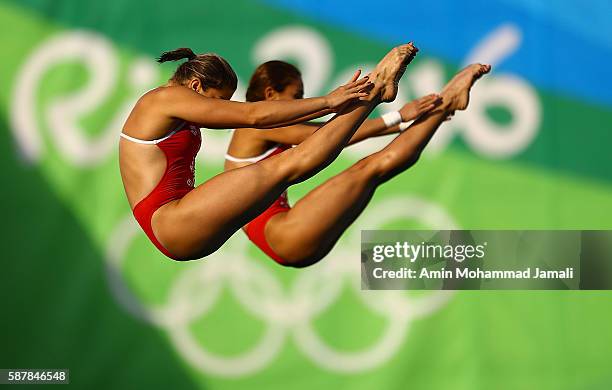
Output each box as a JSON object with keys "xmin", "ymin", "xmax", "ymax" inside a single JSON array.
[
  {"xmin": 254, "ymin": 108, "xmax": 336, "ymax": 129},
  {"xmin": 249, "ymin": 94, "xmax": 440, "ymax": 146},
  {"xmin": 347, "ymin": 94, "xmax": 440, "ymax": 145},
  {"xmin": 157, "ymin": 72, "xmax": 370, "ymax": 129}
]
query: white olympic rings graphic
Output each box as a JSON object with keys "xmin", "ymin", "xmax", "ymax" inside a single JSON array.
[{"xmin": 105, "ymin": 196, "xmax": 457, "ymax": 377}]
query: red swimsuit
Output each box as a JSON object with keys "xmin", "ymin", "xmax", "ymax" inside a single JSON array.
[
  {"xmin": 226, "ymin": 145, "xmax": 292, "ymax": 264},
  {"xmin": 122, "ymin": 123, "xmax": 201, "ymax": 259}
]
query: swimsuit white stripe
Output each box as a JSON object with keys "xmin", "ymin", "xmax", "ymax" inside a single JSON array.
[
  {"xmin": 225, "ymin": 144, "xmax": 281, "ymax": 163},
  {"xmin": 120, "ymin": 121, "xmax": 185, "ymax": 145}
]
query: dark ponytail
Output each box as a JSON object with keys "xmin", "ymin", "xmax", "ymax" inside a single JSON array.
[
  {"xmin": 157, "ymin": 47, "xmax": 197, "ymax": 63},
  {"xmin": 157, "ymin": 47, "xmax": 238, "ymax": 92}
]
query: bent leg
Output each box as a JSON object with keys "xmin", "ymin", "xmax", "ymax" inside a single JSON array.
[
  {"xmin": 266, "ymin": 64, "xmax": 492, "ymax": 266},
  {"xmin": 157, "ymin": 96, "xmax": 383, "ymax": 259},
  {"xmin": 265, "ymin": 105, "xmax": 452, "ymax": 267},
  {"xmin": 154, "ymin": 45, "xmax": 421, "ymax": 260},
  {"xmin": 265, "ymin": 157, "xmax": 380, "ymax": 267}
]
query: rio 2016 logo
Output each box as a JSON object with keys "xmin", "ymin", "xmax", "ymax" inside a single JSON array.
[
  {"xmin": 9, "ymin": 25, "xmax": 541, "ymax": 377},
  {"xmin": 10, "ymin": 25, "xmax": 541, "ymax": 166}
]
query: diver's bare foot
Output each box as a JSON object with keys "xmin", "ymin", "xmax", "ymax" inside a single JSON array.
[
  {"xmin": 369, "ymin": 42, "xmax": 419, "ymax": 102},
  {"xmin": 441, "ymin": 63, "xmax": 491, "ymax": 112}
]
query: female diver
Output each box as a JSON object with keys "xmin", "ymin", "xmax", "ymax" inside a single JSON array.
[
  {"xmin": 225, "ymin": 61, "xmax": 491, "ymax": 267},
  {"xmin": 119, "ymin": 43, "xmax": 419, "ymax": 260}
]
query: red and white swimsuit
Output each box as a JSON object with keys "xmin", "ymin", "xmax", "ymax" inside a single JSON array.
[
  {"xmin": 225, "ymin": 144, "xmax": 291, "ymax": 264},
  {"xmin": 120, "ymin": 122, "xmax": 201, "ymax": 259}
]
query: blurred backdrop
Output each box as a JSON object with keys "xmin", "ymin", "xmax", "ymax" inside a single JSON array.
[{"xmin": 1, "ymin": 0, "xmax": 612, "ymax": 389}]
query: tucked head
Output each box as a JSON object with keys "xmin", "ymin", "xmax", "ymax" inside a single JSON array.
[
  {"xmin": 246, "ymin": 60, "xmax": 304, "ymax": 102},
  {"xmin": 158, "ymin": 47, "xmax": 237, "ymax": 100}
]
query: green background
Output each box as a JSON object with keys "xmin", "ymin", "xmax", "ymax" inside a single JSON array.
[{"xmin": 1, "ymin": 0, "xmax": 611, "ymax": 389}]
